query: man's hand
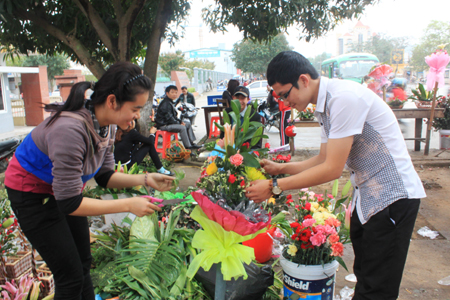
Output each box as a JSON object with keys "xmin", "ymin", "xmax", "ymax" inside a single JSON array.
[
  {"xmin": 181, "ymin": 122, "xmax": 186, "ymax": 126},
  {"xmin": 128, "ymin": 197, "xmax": 162, "ymax": 217},
  {"xmin": 146, "ymin": 174, "xmax": 174, "ymax": 191},
  {"xmin": 149, "ymin": 126, "xmax": 157, "ymax": 134},
  {"xmin": 246, "ymin": 179, "xmax": 272, "ymax": 203},
  {"xmin": 260, "ymin": 159, "xmax": 281, "ymax": 176}
]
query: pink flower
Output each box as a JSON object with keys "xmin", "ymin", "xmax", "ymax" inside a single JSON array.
[
  {"xmin": 331, "ymin": 242, "xmax": 344, "ymax": 257},
  {"xmin": 310, "ymin": 232, "xmax": 327, "ymax": 246},
  {"xmin": 300, "ymin": 188, "xmax": 309, "ymax": 192},
  {"xmin": 328, "ymin": 234, "xmax": 340, "ymax": 244},
  {"xmin": 315, "ymin": 224, "xmax": 337, "ymax": 236},
  {"xmin": 342, "ymin": 202, "xmax": 352, "ymax": 230},
  {"xmin": 230, "ymin": 153, "xmax": 244, "ymax": 166},
  {"xmin": 302, "ymin": 218, "xmax": 316, "ymax": 228},
  {"xmin": 324, "ymin": 217, "xmax": 341, "ymax": 228}
]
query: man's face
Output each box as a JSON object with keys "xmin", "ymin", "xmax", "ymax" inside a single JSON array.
[
  {"xmin": 235, "ymin": 94, "xmax": 248, "ymax": 112},
  {"xmin": 166, "ymin": 89, "xmax": 178, "ymax": 100},
  {"xmin": 271, "ymin": 76, "xmax": 313, "ymax": 111},
  {"xmin": 181, "ymin": 88, "xmax": 188, "ymax": 95}
]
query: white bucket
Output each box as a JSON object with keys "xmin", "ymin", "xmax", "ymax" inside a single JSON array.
[
  {"xmin": 439, "ymin": 129, "xmax": 450, "ymax": 150},
  {"xmin": 280, "ymin": 256, "xmax": 339, "ymax": 300}
]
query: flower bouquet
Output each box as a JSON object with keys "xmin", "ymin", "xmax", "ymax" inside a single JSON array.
[
  {"xmin": 368, "ymin": 64, "xmax": 393, "ymax": 101},
  {"xmin": 386, "ymin": 97, "xmax": 406, "ymax": 109},
  {"xmin": 187, "ymin": 100, "xmax": 272, "ymax": 294},
  {"xmin": 297, "ymin": 106, "xmax": 316, "ymax": 121}
]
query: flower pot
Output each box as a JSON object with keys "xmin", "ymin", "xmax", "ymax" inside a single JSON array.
[
  {"xmin": 439, "ymin": 129, "xmax": 450, "ymax": 150},
  {"xmin": 280, "ymin": 256, "xmax": 339, "ymax": 299},
  {"xmin": 300, "ymin": 117, "xmax": 314, "ymax": 121},
  {"xmin": 242, "ymin": 226, "xmax": 276, "ymax": 263},
  {"xmin": 415, "ymin": 100, "xmax": 432, "ymax": 108},
  {"xmin": 389, "ymin": 105, "xmax": 403, "ymax": 109}
]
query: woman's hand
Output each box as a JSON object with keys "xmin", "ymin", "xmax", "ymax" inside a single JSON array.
[
  {"xmin": 128, "ymin": 197, "xmax": 162, "ymax": 217},
  {"xmin": 260, "ymin": 159, "xmax": 281, "ymax": 176},
  {"xmin": 145, "ymin": 173, "xmax": 174, "ymax": 191},
  {"xmin": 246, "ymin": 179, "xmax": 273, "ymax": 203},
  {"xmin": 150, "ymin": 126, "xmax": 157, "ymax": 134}
]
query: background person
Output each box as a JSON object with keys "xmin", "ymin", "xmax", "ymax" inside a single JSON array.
[
  {"xmin": 155, "ymin": 85, "xmax": 201, "ymax": 150},
  {"xmin": 267, "ymin": 86, "xmax": 291, "ymax": 146},
  {"xmin": 246, "ymin": 51, "xmax": 425, "ymax": 300},
  {"xmin": 222, "ymin": 79, "xmax": 240, "ymax": 107},
  {"xmin": 114, "ymin": 120, "xmax": 173, "ymax": 176},
  {"xmin": 4, "ymin": 62, "xmax": 174, "ymax": 300},
  {"xmin": 174, "ymin": 86, "xmax": 195, "ymax": 107}
]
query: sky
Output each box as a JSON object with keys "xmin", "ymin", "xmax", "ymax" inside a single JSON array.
[{"xmin": 160, "ymin": 0, "xmax": 450, "ymax": 58}]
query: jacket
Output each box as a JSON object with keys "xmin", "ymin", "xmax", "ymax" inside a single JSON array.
[
  {"xmin": 175, "ymin": 92, "xmax": 195, "ymax": 107},
  {"xmin": 155, "ymin": 97, "xmax": 182, "ymax": 128}
]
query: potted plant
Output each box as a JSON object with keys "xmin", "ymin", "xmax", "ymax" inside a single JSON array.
[
  {"xmin": 386, "ymin": 97, "xmax": 406, "ymax": 109},
  {"xmin": 432, "ymin": 94, "xmax": 450, "ymax": 150},
  {"xmin": 279, "ymin": 180, "xmax": 352, "ymax": 299},
  {"xmin": 298, "ymin": 106, "xmax": 316, "ymax": 121},
  {"xmin": 408, "ymin": 83, "xmax": 434, "ymax": 108}
]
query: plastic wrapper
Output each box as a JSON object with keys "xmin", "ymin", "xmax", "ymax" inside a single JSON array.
[{"xmin": 195, "ymin": 262, "xmax": 274, "ymax": 300}]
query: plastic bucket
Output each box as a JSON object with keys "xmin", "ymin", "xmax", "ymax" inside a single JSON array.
[
  {"xmin": 243, "ymin": 226, "xmax": 276, "ymax": 263},
  {"xmin": 280, "ymin": 256, "xmax": 339, "ymax": 300},
  {"xmin": 440, "ymin": 130, "xmax": 450, "ymax": 150}
]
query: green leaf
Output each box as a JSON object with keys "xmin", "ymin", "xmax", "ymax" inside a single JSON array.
[
  {"xmin": 332, "ymin": 179, "xmax": 339, "ymax": 198},
  {"xmin": 230, "ymin": 99, "xmax": 241, "ymax": 117},
  {"xmin": 240, "ymin": 152, "xmax": 261, "ymax": 168},
  {"xmin": 226, "ymin": 144, "xmax": 236, "ymax": 157},
  {"xmin": 335, "ymin": 256, "xmax": 348, "ymax": 272},
  {"xmin": 250, "ymin": 127, "xmax": 264, "ymax": 146},
  {"xmin": 341, "ymin": 180, "xmax": 352, "ymax": 197},
  {"xmin": 222, "ymin": 110, "xmax": 231, "ymax": 124}
]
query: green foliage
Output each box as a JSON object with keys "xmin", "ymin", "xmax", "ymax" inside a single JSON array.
[
  {"xmin": 0, "ymin": 189, "xmax": 18, "ymax": 257},
  {"xmin": 410, "ymin": 20, "xmax": 450, "ymax": 72},
  {"xmin": 158, "ymin": 50, "xmax": 185, "ymax": 77},
  {"xmin": 433, "ymin": 95, "xmax": 450, "ymax": 130},
  {"xmin": 187, "ymin": 87, "xmax": 196, "ymax": 93},
  {"xmin": 408, "ymin": 83, "xmax": 435, "ymax": 102},
  {"xmin": 21, "ymin": 54, "xmax": 70, "ymax": 80},
  {"xmin": 358, "ymin": 34, "xmax": 409, "ymax": 65},
  {"xmin": 182, "ymin": 59, "xmax": 216, "ymax": 79},
  {"xmin": 307, "ymin": 52, "xmax": 331, "ymax": 73},
  {"xmin": 231, "ymin": 34, "xmax": 292, "ymax": 75},
  {"xmin": 203, "ymin": 0, "xmax": 378, "ymax": 43}
]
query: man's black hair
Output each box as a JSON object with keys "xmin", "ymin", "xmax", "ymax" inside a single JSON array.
[
  {"xmin": 165, "ymin": 85, "xmax": 178, "ymax": 93},
  {"xmin": 181, "ymin": 86, "xmax": 187, "ymax": 90},
  {"xmin": 267, "ymin": 51, "xmax": 319, "ymax": 88}
]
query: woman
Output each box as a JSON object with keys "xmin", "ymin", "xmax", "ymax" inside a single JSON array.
[
  {"xmin": 114, "ymin": 120, "xmax": 173, "ymax": 175},
  {"xmin": 222, "ymin": 79, "xmax": 239, "ymax": 107},
  {"xmin": 4, "ymin": 62, "xmax": 174, "ymax": 300}
]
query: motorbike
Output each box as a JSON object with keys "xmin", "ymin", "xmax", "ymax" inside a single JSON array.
[
  {"xmin": 257, "ymin": 98, "xmax": 280, "ymax": 132},
  {"xmin": 177, "ymin": 102, "xmax": 200, "ymax": 126},
  {"xmin": 0, "ymin": 138, "xmax": 21, "ymax": 173}
]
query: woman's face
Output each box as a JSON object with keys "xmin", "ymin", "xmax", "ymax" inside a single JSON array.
[{"xmin": 114, "ymin": 92, "xmax": 148, "ymax": 130}]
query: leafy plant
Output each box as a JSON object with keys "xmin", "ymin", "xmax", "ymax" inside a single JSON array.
[
  {"xmin": 387, "ymin": 98, "xmax": 406, "ymax": 107},
  {"xmin": 0, "ymin": 189, "xmax": 19, "ymax": 258},
  {"xmin": 408, "ymin": 83, "xmax": 434, "ymax": 102},
  {"xmin": 432, "ymin": 94, "xmax": 450, "ymax": 130}
]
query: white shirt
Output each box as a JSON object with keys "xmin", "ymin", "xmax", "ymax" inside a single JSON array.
[{"xmin": 314, "ymin": 77, "xmax": 426, "ymax": 224}]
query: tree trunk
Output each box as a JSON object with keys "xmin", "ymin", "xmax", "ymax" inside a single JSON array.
[{"xmin": 139, "ymin": 0, "xmax": 173, "ymax": 135}]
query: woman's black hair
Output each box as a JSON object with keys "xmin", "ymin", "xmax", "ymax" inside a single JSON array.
[
  {"xmin": 45, "ymin": 62, "xmax": 152, "ymax": 126},
  {"xmin": 227, "ymin": 79, "xmax": 240, "ymax": 95},
  {"xmin": 267, "ymin": 51, "xmax": 319, "ymax": 87}
]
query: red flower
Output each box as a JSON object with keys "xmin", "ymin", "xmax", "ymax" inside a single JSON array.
[
  {"xmin": 240, "ymin": 180, "xmax": 246, "ymax": 187},
  {"xmin": 265, "ymin": 143, "xmax": 270, "ymax": 149},
  {"xmin": 286, "ymin": 199, "xmax": 294, "ymax": 204},
  {"xmin": 228, "ymin": 174, "xmax": 236, "ymax": 184},
  {"xmin": 290, "ymin": 222, "xmax": 300, "ymax": 228},
  {"xmin": 301, "ymin": 242, "xmax": 314, "ymax": 249},
  {"xmin": 304, "ymin": 214, "xmax": 312, "ymax": 220},
  {"xmin": 242, "ymin": 142, "xmax": 250, "ymax": 149},
  {"xmin": 299, "ymin": 228, "xmax": 312, "ymax": 242},
  {"xmin": 295, "ymin": 204, "xmax": 300, "ymax": 210},
  {"xmin": 304, "ymin": 202, "xmax": 311, "ymax": 211},
  {"xmin": 253, "ymin": 151, "xmax": 260, "ymax": 156},
  {"xmin": 286, "ymin": 194, "xmax": 292, "ymax": 200}
]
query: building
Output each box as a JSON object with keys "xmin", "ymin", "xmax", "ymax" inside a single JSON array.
[
  {"xmin": 182, "ymin": 45, "xmax": 237, "ymax": 75},
  {"xmin": 336, "ymin": 21, "xmax": 375, "ymax": 55}
]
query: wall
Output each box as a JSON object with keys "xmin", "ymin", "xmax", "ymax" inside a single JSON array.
[
  {"xmin": 0, "ymin": 73, "xmax": 15, "ymax": 134},
  {"xmin": 21, "ymin": 66, "xmax": 50, "ymax": 126}
]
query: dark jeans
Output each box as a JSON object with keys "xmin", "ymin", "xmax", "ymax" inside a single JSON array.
[
  {"xmin": 128, "ymin": 136, "xmax": 162, "ymax": 170},
  {"xmin": 6, "ymin": 187, "xmax": 94, "ymax": 300},
  {"xmin": 351, "ymin": 198, "xmax": 420, "ymax": 300}
]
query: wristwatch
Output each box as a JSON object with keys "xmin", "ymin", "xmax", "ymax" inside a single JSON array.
[{"xmin": 272, "ymin": 178, "xmax": 282, "ymax": 195}]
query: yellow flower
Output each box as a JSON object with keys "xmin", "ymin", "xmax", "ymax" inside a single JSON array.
[
  {"xmin": 287, "ymin": 245, "xmax": 298, "ymax": 256},
  {"xmin": 206, "ymin": 162, "xmax": 218, "ymax": 175},
  {"xmin": 312, "ymin": 212, "xmax": 325, "ymax": 224},
  {"xmin": 245, "ymin": 167, "xmax": 266, "ymax": 181},
  {"xmin": 268, "ymin": 197, "xmax": 276, "ymax": 204}
]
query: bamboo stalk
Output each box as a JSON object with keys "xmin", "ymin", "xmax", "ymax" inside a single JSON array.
[{"xmin": 424, "ymin": 82, "xmax": 439, "ymax": 155}]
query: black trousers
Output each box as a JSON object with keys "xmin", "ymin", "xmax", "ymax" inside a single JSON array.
[
  {"xmin": 351, "ymin": 198, "xmax": 420, "ymax": 300},
  {"xmin": 6, "ymin": 187, "xmax": 95, "ymax": 300},
  {"xmin": 130, "ymin": 136, "xmax": 162, "ymax": 170}
]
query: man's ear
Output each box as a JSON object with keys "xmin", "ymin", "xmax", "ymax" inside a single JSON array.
[
  {"xmin": 106, "ymin": 94, "xmax": 117, "ymax": 110},
  {"xmin": 299, "ymin": 74, "xmax": 310, "ymax": 88}
]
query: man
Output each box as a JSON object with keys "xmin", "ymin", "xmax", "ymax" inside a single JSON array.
[
  {"xmin": 246, "ymin": 51, "xmax": 425, "ymax": 300},
  {"xmin": 220, "ymin": 86, "xmax": 263, "ymax": 149},
  {"xmin": 155, "ymin": 85, "xmax": 201, "ymax": 150},
  {"xmin": 174, "ymin": 86, "xmax": 195, "ymax": 107}
]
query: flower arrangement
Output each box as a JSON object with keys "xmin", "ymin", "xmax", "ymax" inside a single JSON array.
[
  {"xmin": 197, "ymin": 99, "xmax": 269, "ymax": 208},
  {"xmin": 386, "ymin": 97, "xmax": 406, "ymax": 108},
  {"xmin": 432, "ymin": 94, "xmax": 450, "ymax": 130},
  {"xmin": 0, "ymin": 190, "xmax": 18, "ymax": 259},
  {"xmin": 282, "ymin": 180, "xmax": 352, "ymax": 268},
  {"xmin": 297, "ymin": 106, "xmax": 316, "ymax": 120}
]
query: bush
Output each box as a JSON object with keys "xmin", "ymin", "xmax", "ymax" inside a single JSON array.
[{"xmin": 187, "ymin": 87, "xmax": 196, "ymax": 93}]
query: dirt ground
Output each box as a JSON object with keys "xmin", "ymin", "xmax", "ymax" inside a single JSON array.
[{"xmin": 174, "ymin": 153, "xmax": 450, "ymax": 300}]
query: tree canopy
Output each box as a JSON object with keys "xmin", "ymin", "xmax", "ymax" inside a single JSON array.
[
  {"xmin": 231, "ymin": 34, "xmax": 292, "ymax": 75},
  {"xmin": 356, "ymin": 34, "xmax": 409, "ymax": 64},
  {"xmin": 158, "ymin": 50, "xmax": 185, "ymax": 77},
  {"xmin": 307, "ymin": 52, "xmax": 331, "ymax": 73},
  {"xmin": 22, "ymin": 54, "xmax": 71, "ymax": 90},
  {"xmin": 410, "ymin": 20, "xmax": 450, "ymax": 72},
  {"xmin": 0, "ymin": 0, "xmax": 378, "ymax": 85}
]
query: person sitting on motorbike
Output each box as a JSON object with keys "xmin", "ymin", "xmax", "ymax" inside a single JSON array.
[
  {"xmin": 155, "ymin": 85, "xmax": 201, "ymax": 150},
  {"xmin": 174, "ymin": 86, "xmax": 195, "ymax": 107},
  {"xmin": 114, "ymin": 120, "xmax": 174, "ymax": 176},
  {"xmin": 220, "ymin": 86, "xmax": 263, "ymax": 149}
]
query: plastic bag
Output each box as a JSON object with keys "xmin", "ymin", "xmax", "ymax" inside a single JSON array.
[{"xmin": 195, "ymin": 262, "xmax": 273, "ymax": 300}]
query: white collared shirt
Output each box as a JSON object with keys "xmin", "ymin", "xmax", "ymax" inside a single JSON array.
[{"xmin": 314, "ymin": 77, "xmax": 426, "ymax": 224}]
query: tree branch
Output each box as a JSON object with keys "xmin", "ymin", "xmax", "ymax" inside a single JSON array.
[
  {"xmin": 117, "ymin": 0, "xmax": 147, "ymax": 61},
  {"xmin": 16, "ymin": 9, "xmax": 106, "ymax": 78},
  {"xmin": 72, "ymin": 0, "xmax": 119, "ymax": 61}
]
